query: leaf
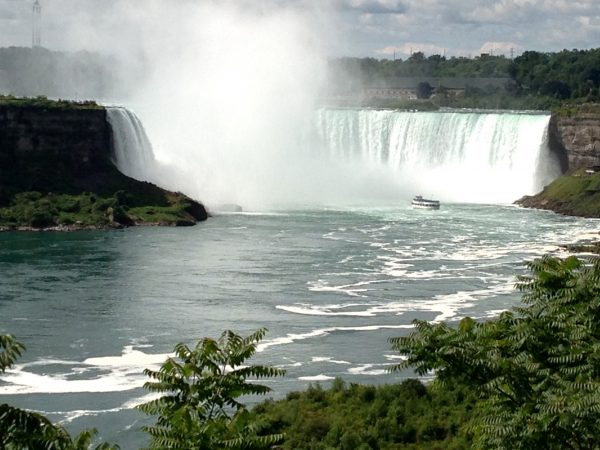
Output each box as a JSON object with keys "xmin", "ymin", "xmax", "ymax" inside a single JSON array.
[{"xmin": 138, "ymin": 328, "xmax": 285, "ymax": 449}]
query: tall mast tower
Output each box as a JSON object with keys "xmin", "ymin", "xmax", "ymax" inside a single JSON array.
[{"xmin": 32, "ymin": 0, "xmax": 41, "ymax": 48}]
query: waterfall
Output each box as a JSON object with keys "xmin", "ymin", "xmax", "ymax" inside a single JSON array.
[
  {"xmin": 314, "ymin": 109, "xmax": 561, "ymax": 204},
  {"xmin": 103, "ymin": 106, "xmax": 562, "ymax": 208},
  {"xmin": 106, "ymin": 107, "xmax": 156, "ymax": 182}
]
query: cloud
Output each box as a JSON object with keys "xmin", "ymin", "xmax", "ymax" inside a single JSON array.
[
  {"xmin": 341, "ymin": 0, "xmax": 407, "ymax": 14},
  {"xmin": 479, "ymin": 41, "xmax": 522, "ymax": 55},
  {"xmin": 0, "ymin": 0, "xmax": 28, "ymax": 20},
  {"xmin": 355, "ymin": 0, "xmax": 600, "ymax": 57},
  {"xmin": 0, "ymin": 0, "xmax": 599, "ymax": 58}
]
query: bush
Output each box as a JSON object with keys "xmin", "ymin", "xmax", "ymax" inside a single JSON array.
[{"xmin": 29, "ymin": 209, "xmax": 55, "ymax": 228}]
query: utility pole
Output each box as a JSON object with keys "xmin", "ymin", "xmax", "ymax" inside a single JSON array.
[{"xmin": 32, "ymin": 0, "xmax": 41, "ymax": 48}]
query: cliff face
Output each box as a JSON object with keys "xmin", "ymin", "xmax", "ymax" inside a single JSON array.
[
  {"xmin": 517, "ymin": 109, "xmax": 600, "ymax": 218},
  {"xmin": 0, "ymin": 102, "xmax": 207, "ymax": 228},
  {"xmin": 550, "ymin": 112, "xmax": 600, "ymax": 171},
  {"xmin": 0, "ymin": 105, "xmax": 113, "ymax": 202}
]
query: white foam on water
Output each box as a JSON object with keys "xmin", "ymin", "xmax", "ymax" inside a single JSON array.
[
  {"xmin": 277, "ymin": 305, "xmax": 373, "ymax": 317},
  {"xmin": 256, "ymin": 324, "xmax": 414, "ymax": 353},
  {"xmin": 307, "ymin": 279, "xmax": 391, "ymax": 297},
  {"xmin": 120, "ymin": 392, "xmax": 164, "ymax": 410},
  {"xmin": 278, "ymin": 278, "xmax": 513, "ymax": 321},
  {"xmin": 474, "ymin": 308, "xmax": 510, "ymax": 319},
  {"xmin": 298, "ymin": 374, "xmax": 335, "ymax": 381},
  {"xmin": 311, "ymin": 357, "xmax": 351, "ymax": 365},
  {"xmin": 0, "ymin": 368, "xmax": 139, "ymax": 394},
  {"xmin": 278, "ymin": 361, "xmax": 303, "ymax": 368},
  {"xmin": 38, "ymin": 392, "xmax": 163, "ymax": 424},
  {"xmin": 384, "ymin": 354, "xmax": 407, "ymax": 361},
  {"xmin": 0, "ymin": 347, "xmax": 171, "ymax": 395},
  {"xmin": 83, "ymin": 346, "xmax": 169, "ymax": 367},
  {"xmin": 347, "ymin": 363, "xmax": 394, "ymax": 376},
  {"xmin": 59, "ymin": 407, "xmax": 123, "ymax": 423}
]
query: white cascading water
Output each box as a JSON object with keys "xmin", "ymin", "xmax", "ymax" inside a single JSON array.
[
  {"xmin": 103, "ymin": 106, "xmax": 562, "ymax": 208},
  {"xmin": 106, "ymin": 107, "xmax": 157, "ymax": 183},
  {"xmin": 315, "ymin": 109, "xmax": 561, "ymax": 204}
]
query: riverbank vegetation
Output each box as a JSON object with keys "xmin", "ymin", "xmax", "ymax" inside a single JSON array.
[
  {"xmin": 0, "ymin": 189, "xmax": 204, "ymax": 230},
  {"xmin": 3, "ymin": 255, "xmax": 600, "ymax": 448},
  {"xmin": 516, "ymin": 168, "xmax": 600, "ymax": 218}
]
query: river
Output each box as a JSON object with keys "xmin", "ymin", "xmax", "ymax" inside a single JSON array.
[{"xmin": 0, "ymin": 203, "xmax": 596, "ymax": 447}]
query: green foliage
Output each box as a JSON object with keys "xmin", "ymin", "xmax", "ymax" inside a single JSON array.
[
  {"xmin": 0, "ymin": 190, "xmax": 203, "ymax": 229},
  {"xmin": 127, "ymin": 203, "xmax": 191, "ymax": 225},
  {"xmin": 391, "ymin": 255, "xmax": 600, "ymax": 449},
  {"xmin": 329, "ymin": 48, "xmax": 600, "ymax": 109},
  {"xmin": 250, "ymin": 378, "xmax": 475, "ymax": 449},
  {"xmin": 0, "ymin": 334, "xmax": 25, "ymax": 373},
  {"xmin": 416, "ymin": 81, "xmax": 433, "ymax": 99},
  {"xmin": 330, "ymin": 53, "xmax": 513, "ymax": 81},
  {"xmin": 0, "ymin": 335, "xmax": 118, "ymax": 450},
  {"xmin": 0, "ymin": 95, "xmax": 102, "ymax": 110},
  {"xmin": 137, "ymin": 328, "xmax": 285, "ymax": 449},
  {"xmin": 517, "ymin": 171, "xmax": 600, "ymax": 217}
]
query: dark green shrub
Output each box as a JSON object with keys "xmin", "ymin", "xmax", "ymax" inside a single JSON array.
[{"xmin": 29, "ymin": 209, "xmax": 55, "ymax": 228}]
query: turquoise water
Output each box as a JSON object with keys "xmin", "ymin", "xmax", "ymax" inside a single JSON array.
[{"xmin": 0, "ymin": 204, "xmax": 597, "ymax": 447}]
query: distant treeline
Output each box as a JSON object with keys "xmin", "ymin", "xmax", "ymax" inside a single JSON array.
[
  {"xmin": 2, "ymin": 46, "xmax": 599, "ymax": 110},
  {"xmin": 0, "ymin": 46, "xmax": 138, "ymax": 100},
  {"xmin": 328, "ymin": 48, "xmax": 600, "ymax": 109}
]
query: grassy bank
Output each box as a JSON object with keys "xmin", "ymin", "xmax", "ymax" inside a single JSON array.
[
  {"xmin": 0, "ymin": 189, "xmax": 205, "ymax": 230},
  {"xmin": 516, "ymin": 169, "xmax": 600, "ymax": 217}
]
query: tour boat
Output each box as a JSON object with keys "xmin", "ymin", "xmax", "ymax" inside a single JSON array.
[{"xmin": 411, "ymin": 195, "xmax": 440, "ymax": 210}]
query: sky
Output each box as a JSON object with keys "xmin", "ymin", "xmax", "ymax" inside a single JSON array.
[{"xmin": 0, "ymin": 0, "xmax": 598, "ymax": 59}]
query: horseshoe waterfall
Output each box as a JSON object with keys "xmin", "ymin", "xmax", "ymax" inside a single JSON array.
[
  {"xmin": 314, "ymin": 109, "xmax": 561, "ymax": 204},
  {"xmin": 102, "ymin": 107, "xmax": 562, "ymax": 208}
]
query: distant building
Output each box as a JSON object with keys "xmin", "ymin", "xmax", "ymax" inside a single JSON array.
[{"xmin": 361, "ymin": 77, "xmax": 511, "ymax": 100}]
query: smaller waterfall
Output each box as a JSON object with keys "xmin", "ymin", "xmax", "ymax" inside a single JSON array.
[{"xmin": 106, "ymin": 107, "xmax": 156, "ymax": 182}]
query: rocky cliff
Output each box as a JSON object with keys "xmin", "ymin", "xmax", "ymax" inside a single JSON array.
[
  {"xmin": 549, "ymin": 109, "xmax": 600, "ymax": 172},
  {"xmin": 0, "ymin": 100, "xmax": 207, "ymax": 229},
  {"xmin": 0, "ymin": 103, "xmax": 113, "ymax": 203},
  {"xmin": 517, "ymin": 109, "xmax": 600, "ymax": 217}
]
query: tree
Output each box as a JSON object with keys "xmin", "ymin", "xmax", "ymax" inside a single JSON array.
[
  {"xmin": 0, "ymin": 334, "xmax": 118, "ymax": 450},
  {"xmin": 540, "ymin": 80, "xmax": 572, "ymax": 99},
  {"xmin": 390, "ymin": 256, "xmax": 600, "ymax": 450},
  {"xmin": 408, "ymin": 51, "xmax": 426, "ymax": 62},
  {"xmin": 137, "ymin": 328, "xmax": 285, "ymax": 449},
  {"xmin": 0, "ymin": 334, "xmax": 24, "ymax": 373},
  {"xmin": 416, "ymin": 81, "xmax": 433, "ymax": 99}
]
